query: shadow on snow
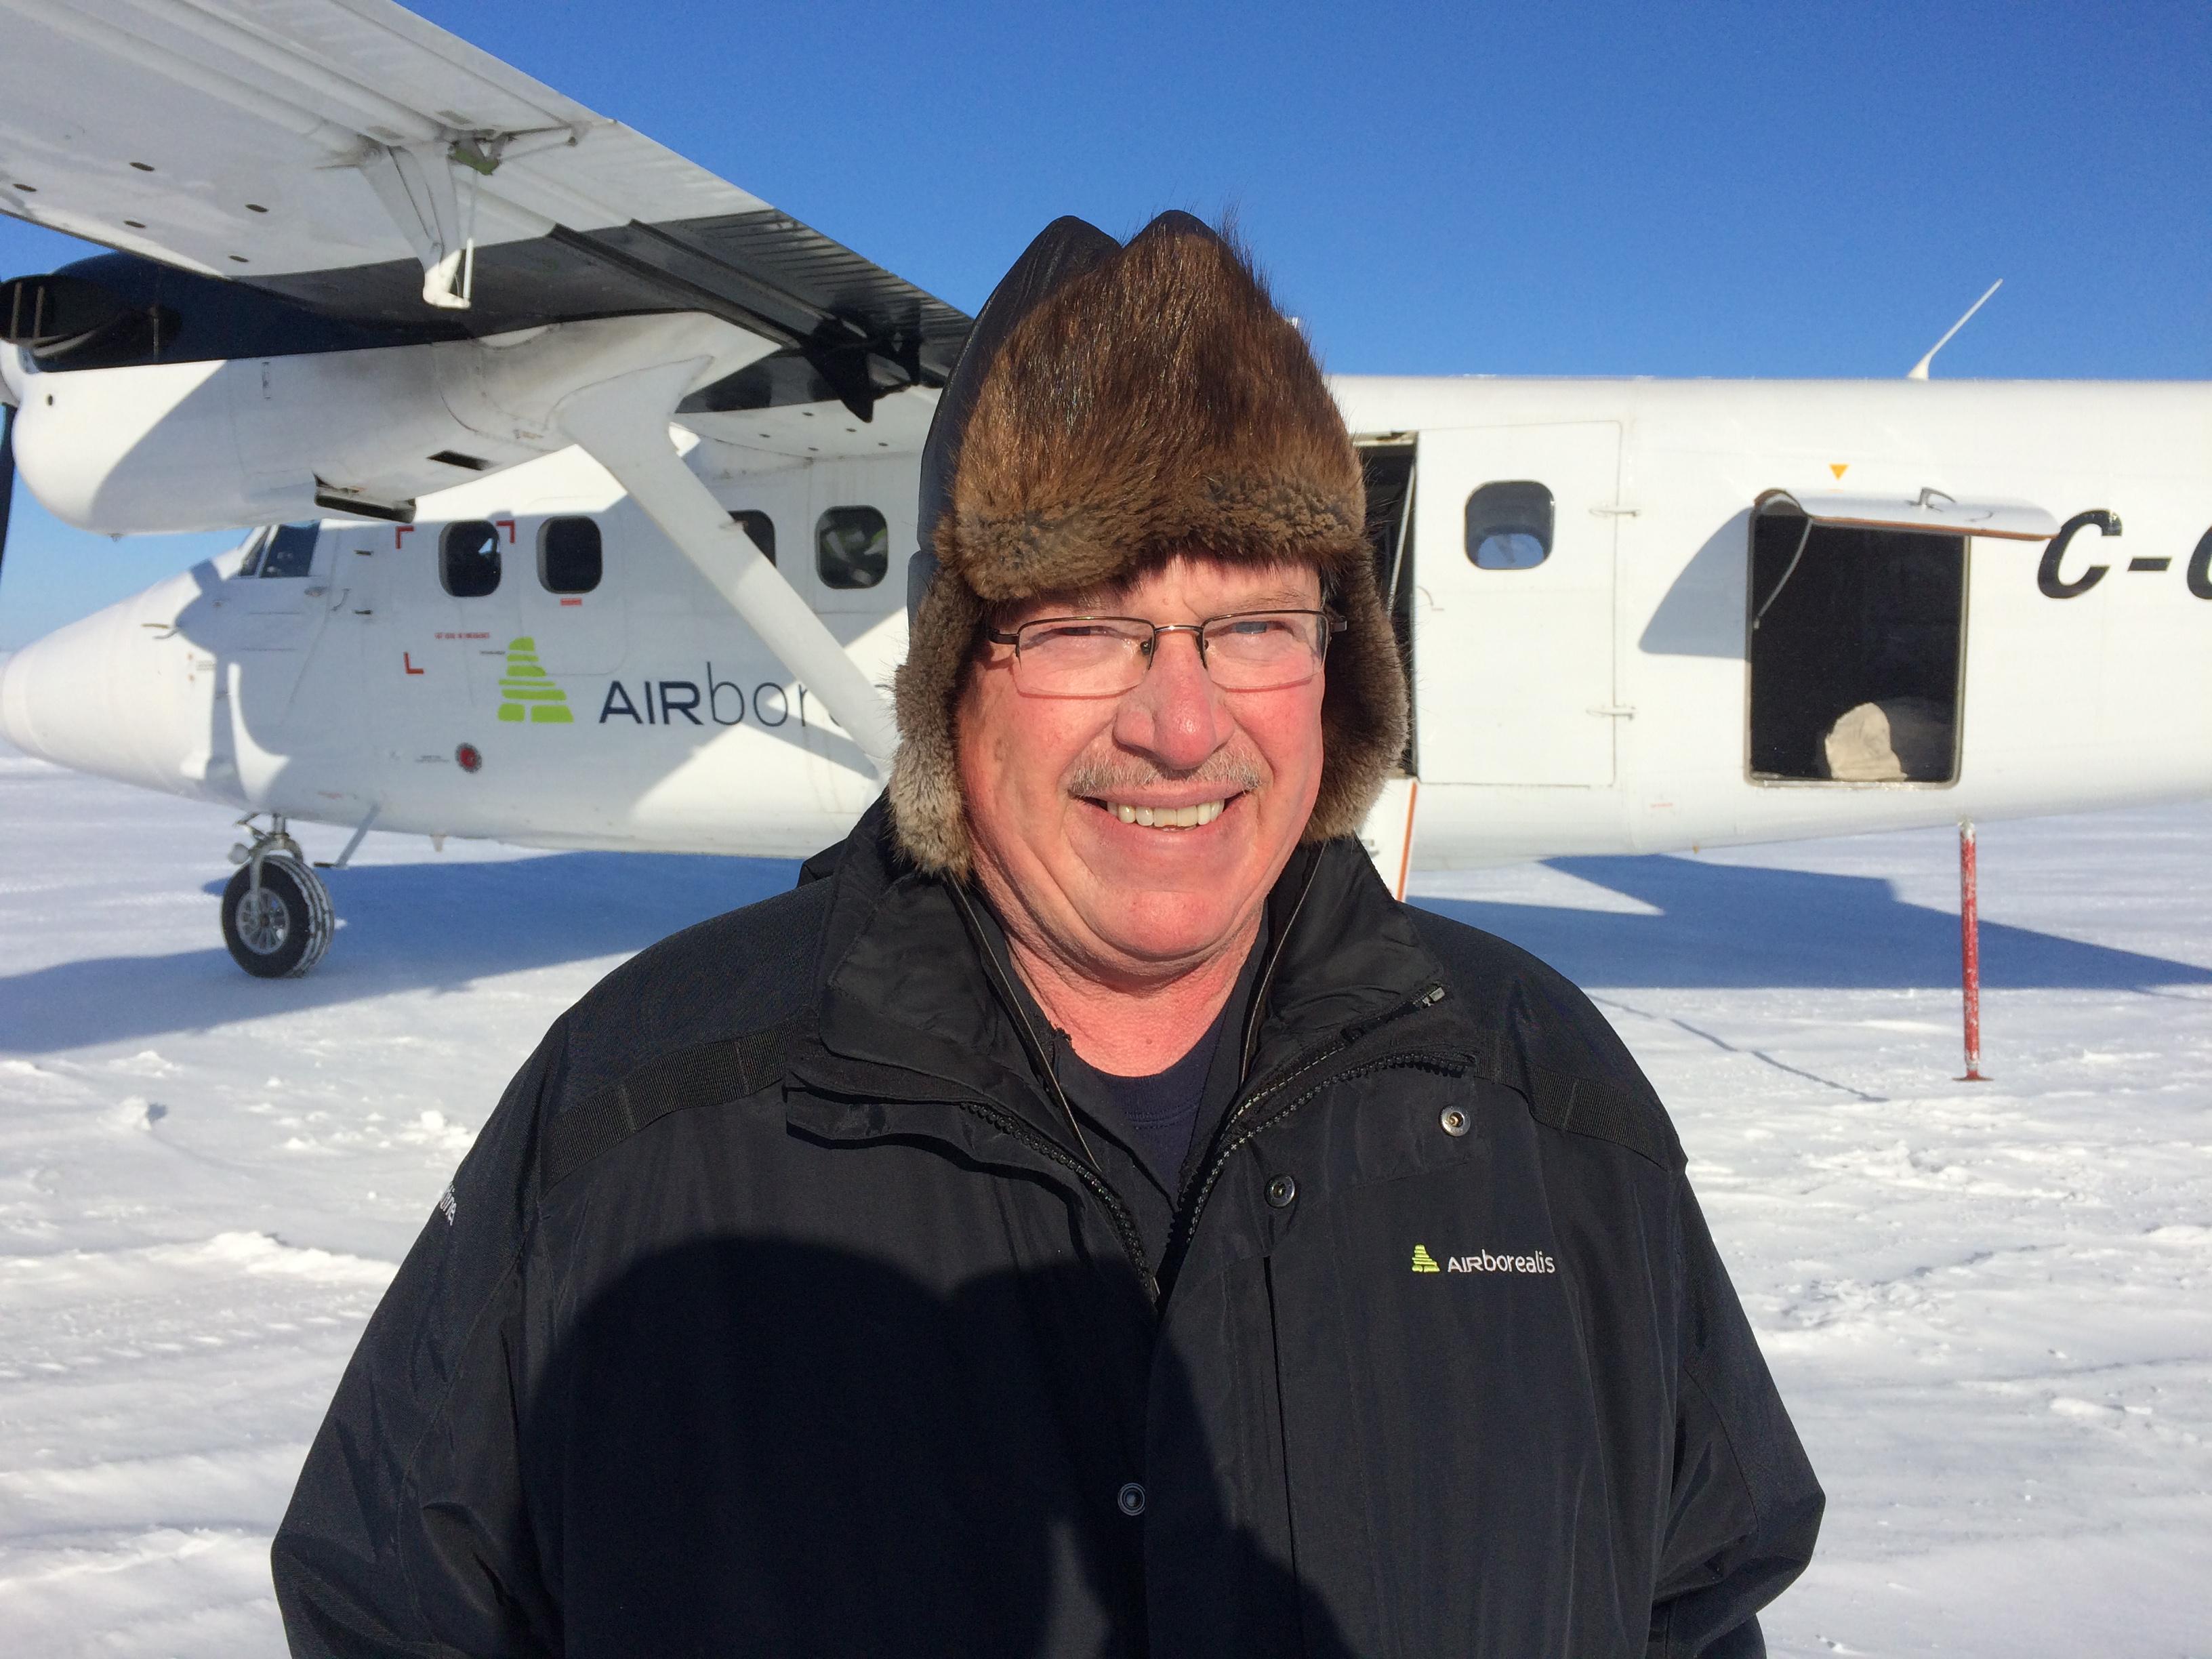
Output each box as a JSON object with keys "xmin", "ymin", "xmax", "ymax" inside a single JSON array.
[
  {"xmin": 0, "ymin": 850, "xmax": 800, "ymax": 1053},
  {"xmin": 1, "ymin": 848, "xmax": 2206, "ymax": 1054},
  {"xmin": 1416, "ymin": 855, "xmax": 2212, "ymax": 994}
]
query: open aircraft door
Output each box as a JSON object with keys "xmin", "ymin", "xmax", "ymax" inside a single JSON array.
[{"xmin": 1414, "ymin": 422, "xmax": 1622, "ymax": 786}]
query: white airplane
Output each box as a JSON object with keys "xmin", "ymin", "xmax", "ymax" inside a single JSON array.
[{"xmin": 1, "ymin": 0, "xmax": 2207, "ymax": 979}]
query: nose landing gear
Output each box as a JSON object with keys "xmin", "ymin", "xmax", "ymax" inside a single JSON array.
[{"xmin": 220, "ymin": 815, "xmax": 334, "ymax": 978}]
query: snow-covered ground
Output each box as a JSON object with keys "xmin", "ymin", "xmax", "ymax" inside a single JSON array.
[{"xmin": 2, "ymin": 741, "xmax": 2207, "ymax": 1656}]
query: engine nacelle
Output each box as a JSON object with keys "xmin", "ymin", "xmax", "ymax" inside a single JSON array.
[
  {"xmin": 3, "ymin": 254, "xmax": 769, "ymax": 533},
  {"xmin": 15, "ymin": 346, "xmax": 493, "ymax": 531}
]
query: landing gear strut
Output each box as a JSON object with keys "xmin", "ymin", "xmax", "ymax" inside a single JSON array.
[{"xmin": 221, "ymin": 815, "xmax": 334, "ymax": 978}]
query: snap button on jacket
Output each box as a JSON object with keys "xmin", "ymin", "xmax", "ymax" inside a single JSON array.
[{"xmin": 273, "ymin": 804, "xmax": 1822, "ymax": 1658}]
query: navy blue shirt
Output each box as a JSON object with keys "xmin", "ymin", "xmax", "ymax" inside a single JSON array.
[
  {"xmin": 1055, "ymin": 991, "xmax": 1236, "ymax": 1185},
  {"xmin": 975, "ymin": 901, "xmax": 1270, "ymax": 1262}
]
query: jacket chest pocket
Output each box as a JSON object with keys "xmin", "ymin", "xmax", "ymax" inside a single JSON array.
[{"xmin": 1259, "ymin": 1145, "xmax": 1616, "ymax": 1658}]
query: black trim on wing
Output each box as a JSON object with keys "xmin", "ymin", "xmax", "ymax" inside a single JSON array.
[{"xmin": 4, "ymin": 209, "xmax": 971, "ymax": 422}]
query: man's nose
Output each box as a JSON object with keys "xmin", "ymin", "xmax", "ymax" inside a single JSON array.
[{"xmin": 1112, "ymin": 630, "xmax": 1231, "ymax": 769}]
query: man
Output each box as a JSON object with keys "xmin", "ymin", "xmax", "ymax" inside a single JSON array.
[{"xmin": 274, "ymin": 213, "xmax": 1822, "ymax": 1657}]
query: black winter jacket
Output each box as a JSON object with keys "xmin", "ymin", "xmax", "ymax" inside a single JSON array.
[{"xmin": 272, "ymin": 807, "xmax": 1822, "ymax": 1657}]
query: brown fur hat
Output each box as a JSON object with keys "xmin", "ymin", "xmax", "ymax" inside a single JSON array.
[{"xmin": 890, "ymin": 211, "xmax": 1408, "ymax": 878}]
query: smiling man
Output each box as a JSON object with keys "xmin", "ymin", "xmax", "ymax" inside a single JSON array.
[{"xmin": 274, "ymin": 214, "xmax": 1821, "ymax": 1658}]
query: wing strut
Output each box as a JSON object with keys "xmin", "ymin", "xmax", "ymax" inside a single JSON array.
[{"xmin": 554, "ymin": 360, "xmax": 900, "ymax": 775}]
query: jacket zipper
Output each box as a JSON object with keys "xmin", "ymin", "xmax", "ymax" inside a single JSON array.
[
  {"xmin": 1182, "ymin": 981, "xmax": 1447, "ymax": 1218},
  {"xmin": 943, "ymin": 881, "xmax": 1108, "ymax": 1170},
  {"xmin": 958, "ymin": 1097, "xmax": 1161, "ymax": 1305},
  {"xmin": 938, "ymin": 859, "xmax": 1450, "ymax": 1313},
  {"xmin": 1197, "ymin": 1049, "xmax": 1465, "ymax": 1216},
  {"xmin": 1160, "ymin": 986, "xmax": 1459, "ymax": 1295},
  {"xmin": 1237, "ymin": 846, "xmax": 1324, "ymax": 1080},
  {"xmin": 941, "ymin": 881, "xmax": 1173, "ymax": 1305}
]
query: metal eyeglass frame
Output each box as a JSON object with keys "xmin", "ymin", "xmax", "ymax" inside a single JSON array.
[{"xmin": 981, "ymin": 608, "xmax": 1348, "ymax": 692}]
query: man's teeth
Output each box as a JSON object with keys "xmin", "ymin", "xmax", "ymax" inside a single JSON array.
[{"xmin": 1111, "ymin": 799, "xmax": 1227, "ymax": 828}]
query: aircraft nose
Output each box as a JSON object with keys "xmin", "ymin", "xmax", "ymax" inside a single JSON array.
[
  {"xmin": 0, "ymin": 607, "xmax": 127, "ymax": 771},
  {"xmin": 0, "ymin": 577, "xmax": 229, "ymax": 798}
]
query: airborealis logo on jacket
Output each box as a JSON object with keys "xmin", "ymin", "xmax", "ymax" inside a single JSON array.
[{"xmin": 1412, "ymin": 1243, "xmax": 1558, "ymax": 1275}]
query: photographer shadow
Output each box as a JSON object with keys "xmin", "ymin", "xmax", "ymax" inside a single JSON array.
[{"xmin": 504, "ymin": 1236, "xmax": 1357, "ymax": 1657}]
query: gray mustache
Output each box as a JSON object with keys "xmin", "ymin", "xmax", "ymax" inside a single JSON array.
[{"xmin": 1065, "ymin": 755, "xmax": 1267, "ymax": 798}]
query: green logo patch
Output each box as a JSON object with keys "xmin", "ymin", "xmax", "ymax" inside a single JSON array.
[{"xmin": 497, "ymin": 638, "xmax": 572, "ymax": 724}]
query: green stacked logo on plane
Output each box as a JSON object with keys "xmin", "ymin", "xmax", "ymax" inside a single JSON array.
[{"xmin": 496, "ymin": 638, "xmax": 572, "ymax": 724}]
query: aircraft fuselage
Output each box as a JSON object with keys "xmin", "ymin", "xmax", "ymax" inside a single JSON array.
[{"xmin": 5, "ymin": 371, "xmax": 2209, "ymax": 871}]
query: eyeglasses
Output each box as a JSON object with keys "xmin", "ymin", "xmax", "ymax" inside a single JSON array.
[{"xmin": 982, "ymin": 609, "xmax": 1346, "ymax": 697}]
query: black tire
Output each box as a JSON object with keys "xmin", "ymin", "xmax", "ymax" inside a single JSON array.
[{"xmin": 221, "ymin": 853, "xmax": 334, "ymax": 979}]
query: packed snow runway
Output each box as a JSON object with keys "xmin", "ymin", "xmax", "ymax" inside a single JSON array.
[{"xmin": 2, "ymin": 741, "xmax": 2207, "ymax": 1657}]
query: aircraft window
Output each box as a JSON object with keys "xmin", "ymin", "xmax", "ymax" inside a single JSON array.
[
  {"xmin": 539, "ymin": 516, "xmax": 602, "ymax": 594},
  {"xmin": 1465, "ymin": 481, "xmax": 1553, "ymax": 570},
  {"xmin": 258, "ymin": 521, "xmax": 320, "ymax": 579},
  {"xmin": 731, "ymin": 509, "xmax": 777, "ymax": 565},
  {"xmin": 235, "ymin": 529, "xmax": 266, "ymax": 579},
  {"xmin": 441, "ymin": 520, "xmax": 503, "ymax": 598},
  {"xmin": 1746, "ymin": 508, "xmax": 1965, "ymax": 784},
  {"xmin": 816, "ymin": 507, "xmax": 888, "ymax": 589}
]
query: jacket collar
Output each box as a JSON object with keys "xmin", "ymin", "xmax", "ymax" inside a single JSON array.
[
  {"xmin": 795, "ymin": 800, "xmax": 1048, "ymax": 1124},
  {"xmin": 792, "ymin": 798, "xmax": 1463, "ymax": 1134}
]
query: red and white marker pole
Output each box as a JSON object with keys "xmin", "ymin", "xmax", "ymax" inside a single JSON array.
[{"xmin": 1959, "ymin": 819, "xmax": 1986, "ymax": 1082}]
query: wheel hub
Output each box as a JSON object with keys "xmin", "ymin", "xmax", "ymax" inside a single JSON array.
[{"xmin": 235, "ymin": 886, "xmax": 291, "ymax": 955}]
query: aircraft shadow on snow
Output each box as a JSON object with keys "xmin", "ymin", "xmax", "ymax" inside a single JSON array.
[
  {"xmin": 1418, "ymin": 855, "xmax": 2212, "ymax": 994},
  {"xmin": 1, "ymin": 851, "xmax": 2207, "ymax": 1054}
]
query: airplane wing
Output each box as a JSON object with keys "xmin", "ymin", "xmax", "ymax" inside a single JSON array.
[{"xmin": 0, "ymin": 0, "xmax": 968, "ymax": 416}]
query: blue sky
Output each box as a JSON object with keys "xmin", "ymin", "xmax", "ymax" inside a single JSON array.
[{"xmin": 3, "ymin": 0, "xmax": 2207, "ymax": 647}]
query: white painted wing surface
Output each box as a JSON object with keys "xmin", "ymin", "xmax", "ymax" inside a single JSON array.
[
  {"xmin": 0, "ymin": 0, "xmax": 969, "ymax": 409},
  {"xmin": 0, "ymin": 0, "xmax": 764, "ymax": 281}
]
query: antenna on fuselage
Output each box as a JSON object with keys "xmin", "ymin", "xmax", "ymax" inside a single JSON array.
[{"xmin": 1908, "ymin": 279, "xmax": 2003, "ymax": 380}]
